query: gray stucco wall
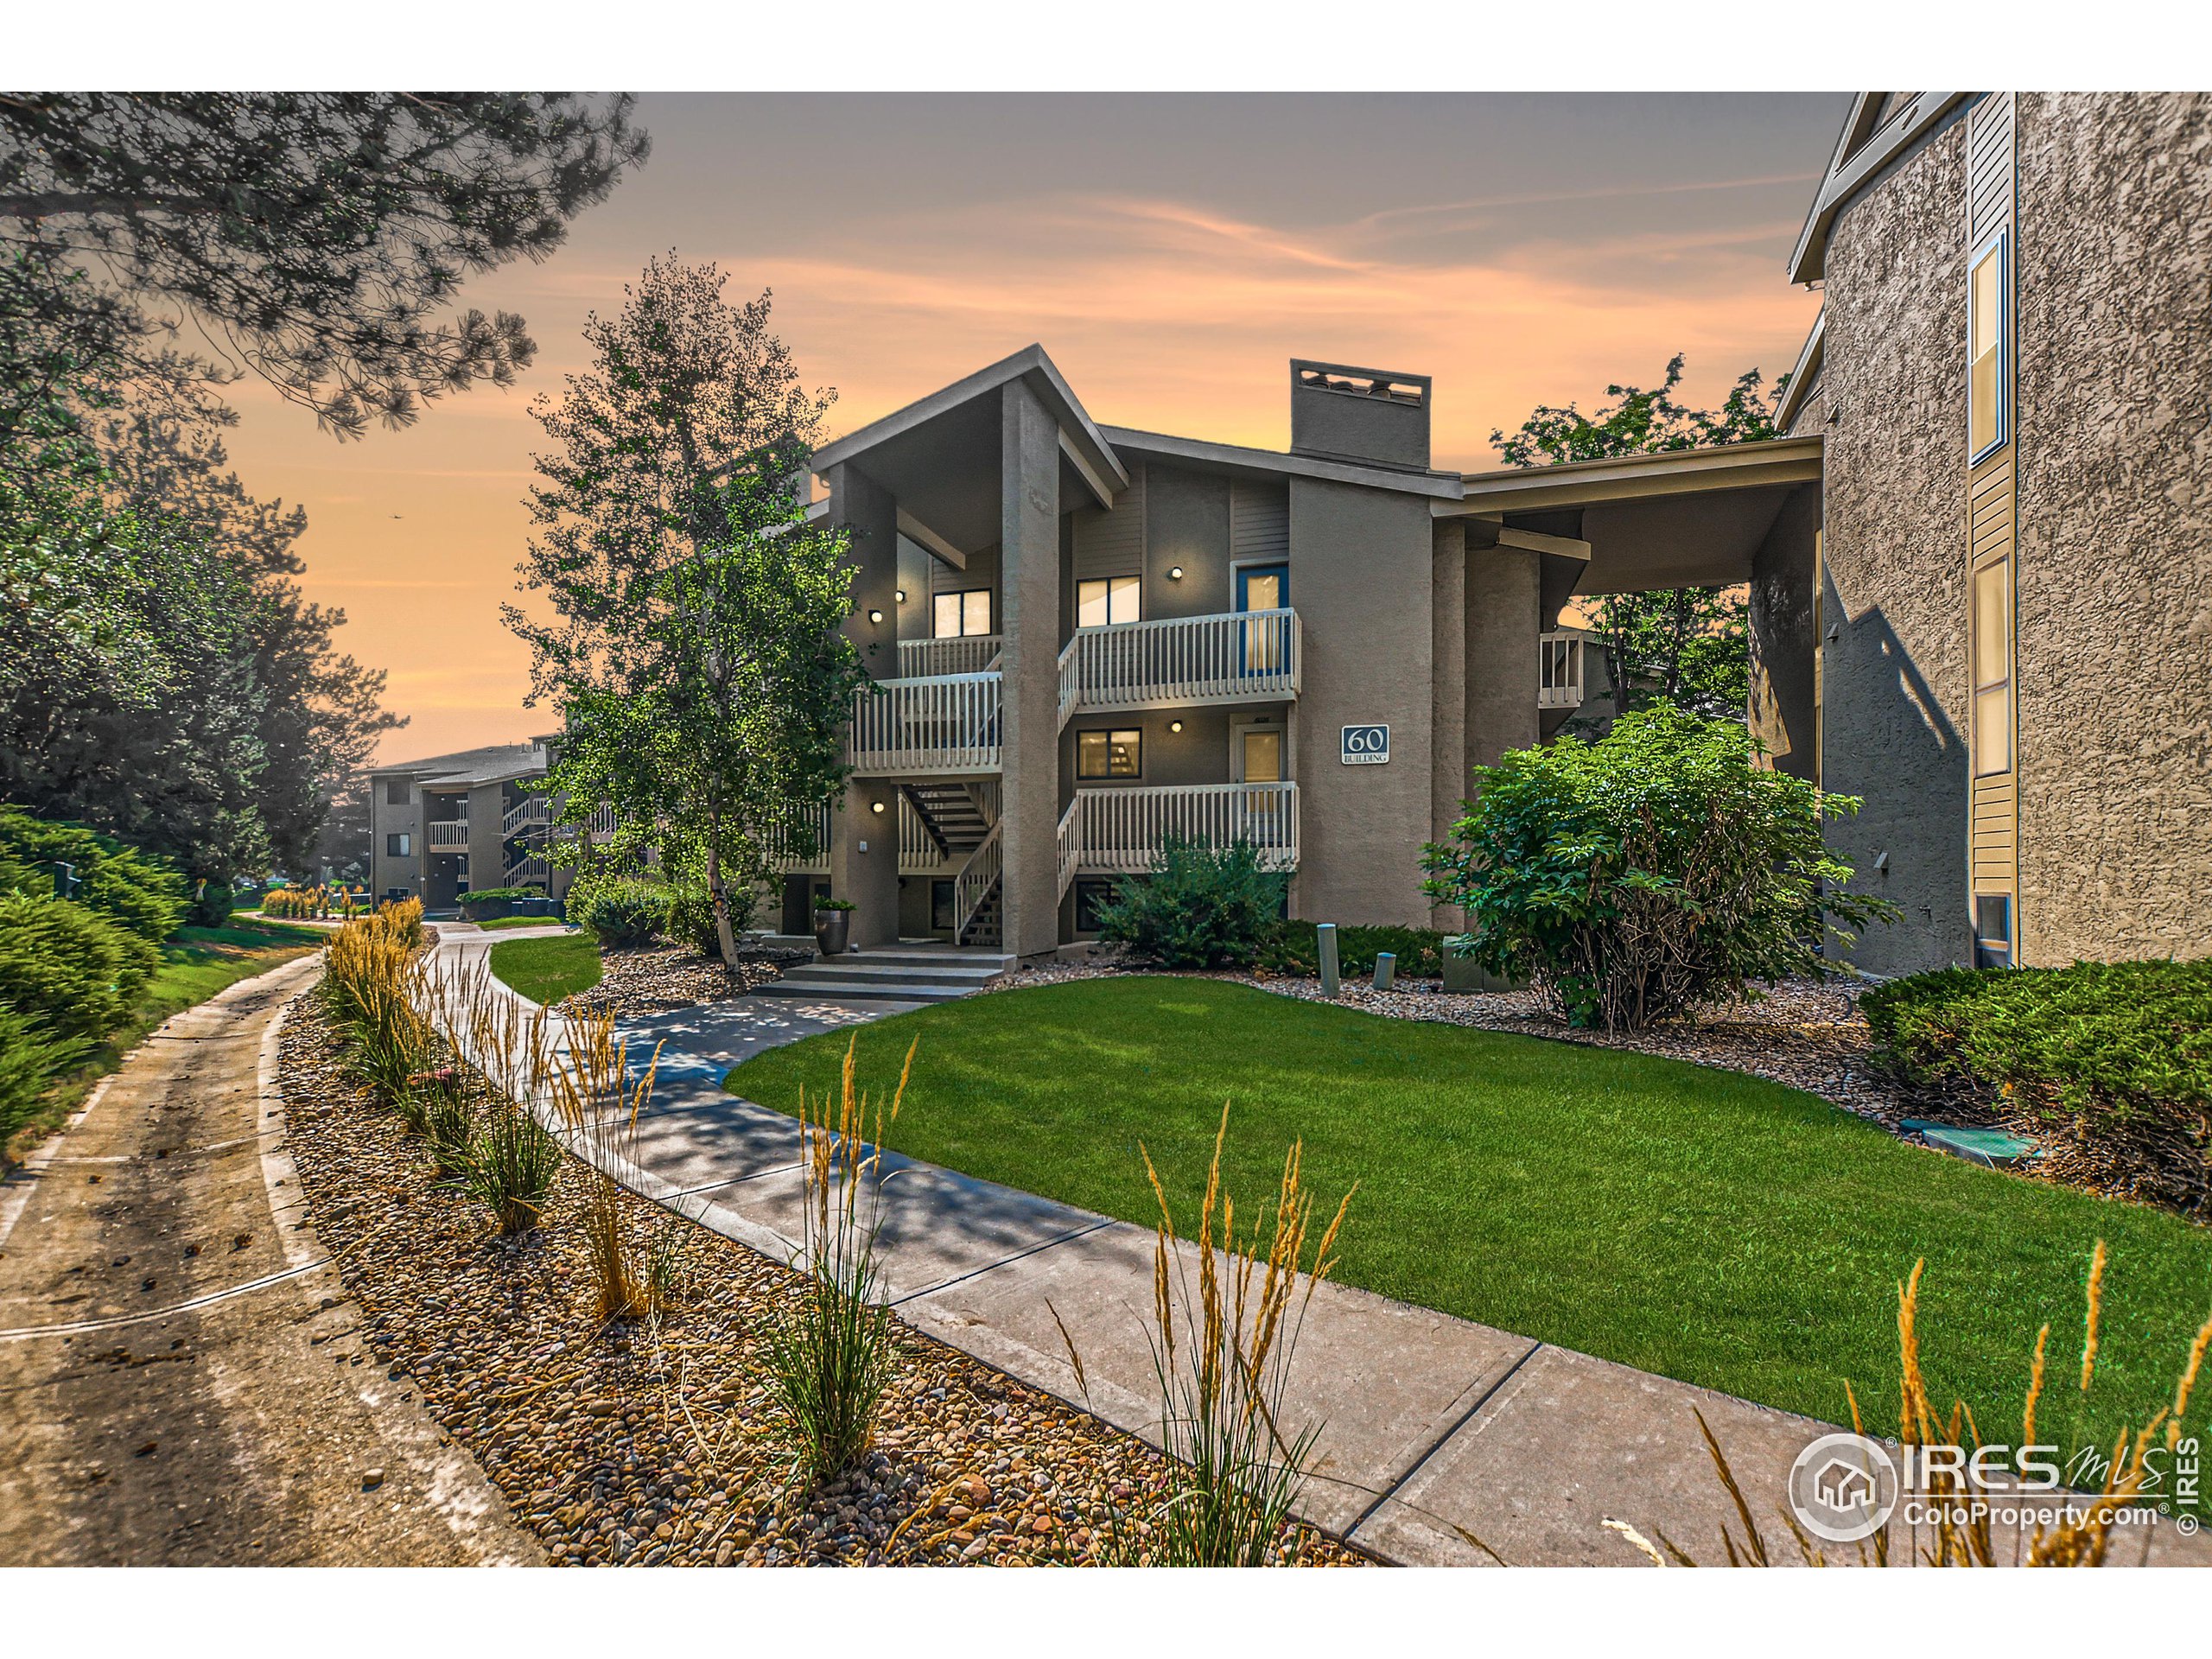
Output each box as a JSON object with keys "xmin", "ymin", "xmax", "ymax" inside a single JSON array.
[
  {"xmin": 1804, "ymin": 115, "xmax": 1976, "ymax": 974},
  {"xmin": 1747, "ymin": 483, "xmax": 1821, "ymax": 782},
  {"xmin": 370, "ymin": 778, "xmax": 421, "ymax": 897},
  {"xmin": 2012, "ymin": 92, "xmax": 2212, "ymax": 964},
  {"xmin": 1463, "ymin": 546, "xmax": 1541, "ymax": 776},
  {"xmin": 1143, "ymin": 466, "xmax": 1235, "ymax": 619},
  {"xmin": 998, "ymin": 379, "xmax": 1063, "ymax": 959},
  {"xmin": 1288, "ymin": 477, "xmax": 1435, "ymax": 926}
]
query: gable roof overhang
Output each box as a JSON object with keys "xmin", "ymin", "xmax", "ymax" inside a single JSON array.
[
  {"xmin": 1100, "ymin": 426, "xmax": 1465, "ymax": 499},
  {"xmin": 808, "ymin": 346, "xmax": 1128, "ymax": 556},
  {"xmin": 1444, "ymin": 435, "xmax": 1822, "ymax": 597},
  {"xmin": 1788, "ymin": 92, "xmax": 1973, "ymax": 284},
  {"xmin": 1774, "ymin": 310, "xmax": 1826, "ymax": 432}
]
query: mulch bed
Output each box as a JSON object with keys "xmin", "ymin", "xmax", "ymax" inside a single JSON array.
[
  {"xmin": 276, "ymin": 987, "xmax": 1361, "ymax": 1567},
  {"xmin": 555, "ymin": 941, "xmax": 807, "ymax": 1021}
]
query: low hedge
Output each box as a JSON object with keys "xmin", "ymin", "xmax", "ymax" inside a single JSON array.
[
  {"xmin": 1258, "ymin": 921, "xmax": 1447, "ymax": 980},
  {"xmin": 568, "ymin": 876, "xmax": 669, "ymax": 949},
  {"xmin": 0, "ymin": 890, "xmax": 160, "ymax": 1041},
  {"xmin": 1861, "ymin": 959, "xmax": 2212, "ymax": 1215}
]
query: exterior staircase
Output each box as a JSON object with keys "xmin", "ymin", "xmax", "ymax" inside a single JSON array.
[
  {"xmin": 749, "ymin": 944, "xmax": 1014, "ymax": 1005},
  {"xmin": 902, "ymin": 782, "xmax": 1002, "ymax": 947}
]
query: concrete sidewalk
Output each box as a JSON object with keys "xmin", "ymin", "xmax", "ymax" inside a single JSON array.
[{"xmin": 433, "ymin": 931, "xmax": 2210, "ymax": 1567}]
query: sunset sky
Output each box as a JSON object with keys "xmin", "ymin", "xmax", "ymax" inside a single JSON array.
[{"xmin": 213, "ymin": 92, "xmax": 1853, "ymax": 763}]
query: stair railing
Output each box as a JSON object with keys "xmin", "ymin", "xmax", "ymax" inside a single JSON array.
[{"xmin": 953, "ymin": 820, "xmax": 1003, "ymax": 944}]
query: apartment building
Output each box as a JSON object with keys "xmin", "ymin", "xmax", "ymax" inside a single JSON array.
[
  {"xmin": 782, "ymin": 348, "xmax": 1815, "ymax": 959},
  {"xmin": 366, "ymin": 739, "xmax": 580, "ymax": 912},
  {"xmin": 1773, "ymin": 92, "xmax": 2211, "ymax": 973}
]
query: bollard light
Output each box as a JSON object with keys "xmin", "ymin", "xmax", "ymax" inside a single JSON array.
[
  {"xmin": 1317, "ymin": 922, "xmax": 1340, "ymax": 997},
  {"xmin": 1372, "ymin": 951, "xmax": 1396, "ymax": 993}
]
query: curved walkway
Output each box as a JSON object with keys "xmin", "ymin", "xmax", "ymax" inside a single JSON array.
[
  {"xmin": 445, "ymin": 928, "xmax": 2210, "ymax": 1568},
  {"xmin": 0, "ymin": 957, "xmax": 537, "ymax": 1566}
]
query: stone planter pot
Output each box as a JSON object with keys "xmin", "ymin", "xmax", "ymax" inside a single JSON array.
[{"xmin": 813, "ymin": 909, "xmax": 851, "ymax": 956}]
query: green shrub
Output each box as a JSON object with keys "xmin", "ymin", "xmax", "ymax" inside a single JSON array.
[
  {"xmin": 187, "ymin": 881, "xmax": 234, "ymax": 930},
  {"xmin": 0, "ymin": 1005, "xmax": 90, "ymax": 1141},
  {"xmin": 458, "ymin": 885, "xmax": 543, "ymax": 905},
  {"xmin": 671, "ymin": 880, "xmax": 756, "ymax": 956},
  {"xmin": 0, "ymin": 809, "xmax": 187, "ymax": 943},
  {"xmin": 1863, "ymin": 959, "xmax": 2212, "ymax": 1214},
  {"xmin": 0, "ymin": 892, "xmax": 160, "ymax": 1040},
  {"xmin": 1258, "ymin": 921, "xmax": 1445, "ymax": 980},
  {"xmin": 1422, "ymin": 708, "xmax": 1893, "ymax": 1030},
  {"xmin": 567, "ymin": 874, "xmax": 671, "ymax": 949},
  {"xmin": 1093, "ymin": 837, "xmax": 1287, "ymax": 970}
]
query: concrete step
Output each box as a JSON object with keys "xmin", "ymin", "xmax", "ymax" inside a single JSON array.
[
  {"xmin": 822, "ymin": 948, "xmax": 1015, "ymax": 972},
  {"xmin": 748, "ymin": 975, "xmax": 980, "ymax": 1004},
  {"xmin": 778, "ymin": 960, "xmax": 1004, "ymax": 988}
]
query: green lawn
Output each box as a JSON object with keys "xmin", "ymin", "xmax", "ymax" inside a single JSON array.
[
  {"xmin": 488, "ymin": 932, "xmax": 601, "ymax": 1005},
  {"xmin": 6, "ymin": 918, "xmax": 323, "ymax": 1162},
  {"xmin": 475, "ymin": 914, "xmax": 576, "ymax": 932},
  {"xmin": 724, "ymin": 976, "xmax": 2212, "ymax": 1454}
]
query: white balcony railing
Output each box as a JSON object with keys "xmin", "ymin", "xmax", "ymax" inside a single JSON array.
[
  {"xmin": 1540, "ymin": 631, "xmax": 1585, "ymax": 709},
  {"xmin": 1061, "ymin": 783, "xmax": 1300, "ymax": 888},
  {"xmin": 502, "ymin": 796, "xmax": 552, "ymax": 837},
  {"xmin": 900, "ymin": 794, "xmax": 950, "ymax": 871},
  {"xmin": 954, "ymin": 821, "xmax": 1002, "ymax": 941},
  {"xmin": 849, "ymin": 672, "xmax": 1001, "ymax": 775},
  {"xmin": 766, "ymin": 801, "xmax": 835, "ymax": 874},
  {"xmin": 1058, "ymin": 609, "xmax": 1300, "ymax": 722},
  {"xmin": 426, "ymin": 819, "xmax": 471, "ymax": 850},
  {"xmin": 898, "ymin": 634, "xmax": 1001, "ymax": 677}
]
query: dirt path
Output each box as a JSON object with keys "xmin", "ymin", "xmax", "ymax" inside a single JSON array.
[{"xmin": 0, "ymin": 958, "xmax": 538, "ymax": 1566}]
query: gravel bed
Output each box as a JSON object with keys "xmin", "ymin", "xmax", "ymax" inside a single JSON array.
[
  {"xmin": 555, "ymin": 941, "xmax": 805, "ymax": 1020},
  {"xmin": 988, "ymin": 959, "xmax": 1936, "ymax": 1129},
  {"xmin": 276, "ymin": 988, "xmax": 1362, "ymax": 1567}
]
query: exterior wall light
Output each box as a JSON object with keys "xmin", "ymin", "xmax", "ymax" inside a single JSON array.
[
  {"xmin": 896, "ymin": 589, "xmax": 906, "ymax": 602},
  {"xmin": 868, "ymin": 608, "xmax": 884, "ymax": 624},
  {"xmin": 1168, "ymin": 565, "xmax": 1185, "ymax": 580},
  {"xmin": 870, "ymin": 800, "xmax": 887, "ymax": 814},
  {"xmin": 1169, "ymin": 720, "xmax": 1184, "ymax": 733}
]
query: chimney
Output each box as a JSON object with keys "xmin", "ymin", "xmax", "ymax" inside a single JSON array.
[{"xmin": 1289, "ymin": 359, "xmax": 1432, "ymax": 471}]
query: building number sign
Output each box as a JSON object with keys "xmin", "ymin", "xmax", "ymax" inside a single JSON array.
[{"xmin": 1341, "ymin": 724, "xmax": 1389, "ymax": 766}]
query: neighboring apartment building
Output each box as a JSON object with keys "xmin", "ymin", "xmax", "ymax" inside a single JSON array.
[
  {"xmin": 366, "ymin": 739, "xmax": 579, "ymax": 912},
  {"xmin": 782, "ymin": 347, "xmax": 1814, "ymax": 959},
  {"xmin": 1771, "ymin": 92, "xmax": 2210, "ymax": 974}
]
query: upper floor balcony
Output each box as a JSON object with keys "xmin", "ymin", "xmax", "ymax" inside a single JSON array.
[
  {"xmin": 425, "ymin": 819, "xmax": 471, "ymax": 851},
  {"xmin": 1539, "ymin": 630, "xmax": 1585, "ymax": 709},
  {"xmin": 1058, "ymin": 607, "xmax": 1300, "ymax": 723},
  {"xmin": 849, "ymin": 671, "xmax": 1001, "ymax": 776}
]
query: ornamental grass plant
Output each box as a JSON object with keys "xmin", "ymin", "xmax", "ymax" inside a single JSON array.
[{"xmin": 757, "ymin": 1033, "xmax": 912, "ymax": 1485}]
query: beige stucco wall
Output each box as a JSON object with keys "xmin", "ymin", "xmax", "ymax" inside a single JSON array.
[{"xmin": 2012, "ymin": 92, "xmax": 2212, "ymax": 964}]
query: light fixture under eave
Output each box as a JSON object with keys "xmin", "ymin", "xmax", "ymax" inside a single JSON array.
[
  {"xmin": 895, "ymin": 589, "xmax": 906, "ymax": 601},
  {"xmin": 870, "ymin": 800, "xmax": 886, "ymax": 814},
  {"xmin": 1167, "ymin": 565, "xmax": 1185, "ymax": 580},
  {"xmin": 868, "ymin": 609, "xmax": 884, "ymax": 624},
  {"xmin": 1169, "ymin": 720, "xmax": 1184, "ymax": 733}
]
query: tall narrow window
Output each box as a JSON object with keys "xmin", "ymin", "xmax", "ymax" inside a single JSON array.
[
  {"xmin": 1968, "ymin": 235, "xmax": 2007, "ymax": 460},
  {"xmin": 932, "ymin": 588, "xmax": 992, "ymax": 639},
  {"xmin": 1971, "ymin": 560, "xmax": 2012, "ymax": 776},
  {"xmin": 1077, "ymin": 575, "xmax": 1140, "ymax": 628}
]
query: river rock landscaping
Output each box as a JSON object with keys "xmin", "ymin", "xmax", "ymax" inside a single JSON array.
[
  {"xmin": 554, "ymin": 940, "xmax": 807, "ymax": 1020},
  {"xmin": 274, "ymin": 982, "xmax": 1361, "ymax": 1568}
]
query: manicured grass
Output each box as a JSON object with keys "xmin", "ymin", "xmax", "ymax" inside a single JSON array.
[
  {"xmin": 725, "ymin": 977, "xmax": 2212, "ymax": 1454},
  {"xmin": 475, "ymin": 915, "xmax": 576, "ymax": 932},
  {"xmin": 488, "ymin": 931, "xmax": 601, "ymax": 1005},
  {"xmin": 6, "ymin": 918, "xmax": 323, "ymax": 1163}
]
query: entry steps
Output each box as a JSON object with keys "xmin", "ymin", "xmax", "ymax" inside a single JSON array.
[{"xmin": 748, "ymin": 945, "xmax": 1015, "ymax": 1005}]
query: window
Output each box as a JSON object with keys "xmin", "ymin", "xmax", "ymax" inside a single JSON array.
[
  {"xmin": 1971, "ymin": 560, "xmax": 2012, "ymax": 776},
  {"xmin": 1077, "ymin": 575, "xmax": 1140, "ymax": 628},
  {"xmin": 385, "ymin": 779, "xmax": 411, "ymax": 806},
  {"xmin": 1074, "ymin": 877, "xmax": 1120, "ymax": 932},
  {"xmin": 1077, "ymin": 728, "xmax": 1141, "ymax": 779},
  {"xmin": 1974, "ymin": 893, "xmax": 2013, "ymax": 969},
  {"xmin": 1968, "ymin": 235, "xmax": 2007, "ymax": 460},
  {"xmin": 386, "ymin": 832, "xmax": 411, "ymax": 857},
  {"xmin": 932, "ymin": 588, "xmax": 992, "ymax": 639}
]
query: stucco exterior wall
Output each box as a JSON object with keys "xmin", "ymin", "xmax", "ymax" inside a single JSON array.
[
  {"xmin": 1287, "ymin": 477, "xmax": 1434, "ymax": 926},
  {"xmin": 1806, "ymin": 114, "xmax": 1976, "ymax": 974},
  {"xmin": 2012, "ymin": 92, "xmax": 2212, "ymax": 963},
  {"xmin": 1747, "ymin": 483, "xmax": 1821, "ymax": 782}
]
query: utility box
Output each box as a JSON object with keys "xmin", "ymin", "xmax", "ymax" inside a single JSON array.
[{"xmin": 1440, "ymin": 937, "xmax": 1526, "ymax": 995}]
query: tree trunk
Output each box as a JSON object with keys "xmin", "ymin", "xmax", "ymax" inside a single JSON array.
[{"xmin": 704, "ymin": 839, "xmax": 741, "ymax": 969}]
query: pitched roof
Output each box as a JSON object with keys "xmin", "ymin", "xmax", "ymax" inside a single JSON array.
[{"xmin": 368, "ymin": 742, "xmax": 547, "ymax": 787}]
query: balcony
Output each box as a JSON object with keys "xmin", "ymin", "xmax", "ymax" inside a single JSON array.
[
  {"xmin": 1058, "ymin": 609, "xmax": 1300, "ymax": 722},
  {"xmin": 503, "ymin": 796, "xmax": 552, "ymax": 837},
  {"xmin": 898, "ymin": 634, "xmax": 1001, "ymax": 677},
  {"xmin": 849, "ymin": 671, "xmax": 1001, "ymax": 776},
  {"xmin": 425, "ymin": 819, "xmax": 471, "ymax": 850},
  {"xmin": 1057, "ymin": 782, "xmax": 1300, "ymax": 894},
  {"xmin": 1540, "ymin": 631, "xmax": 1585, "ymax": 709}
]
